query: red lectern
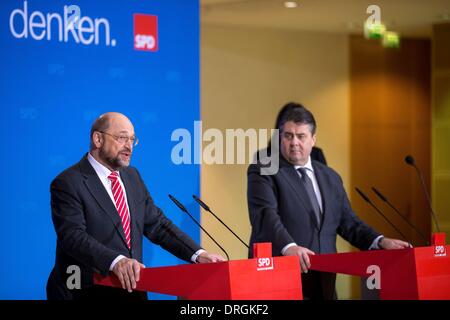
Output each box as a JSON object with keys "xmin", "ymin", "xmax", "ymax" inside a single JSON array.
[
  {"xmin": 310, "ymin": 233, "xmax": 450, "ymax": 300},
  {"xmin": 94, "ymin": 243, "xmax": 302, "ymax": 300}
]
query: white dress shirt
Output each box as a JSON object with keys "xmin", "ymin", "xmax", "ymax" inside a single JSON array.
[
  {"xmin": 295, "ymin": 157, "xmax": 323, "ymax": 212},
  {"xmin": 88, "ymin": 153, "xmax": 130, "ymax": 213}
]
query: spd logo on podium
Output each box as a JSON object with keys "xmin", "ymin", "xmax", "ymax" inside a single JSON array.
[
  {"xmin": 256, "ymin": 257, "xmax": 274, "ymax": 271},
  {"xmin": 434, "ymin": 245, "xmax": 446, "ymax": 257},
  {"xmin": 134, "ymin": 14, "xmax": 158, "ymax": 51}
]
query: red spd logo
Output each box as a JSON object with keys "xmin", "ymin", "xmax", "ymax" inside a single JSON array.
[
  {"xmin": 134, "ymin": 14, "xmax": 158, "ymax": 51},
  {"xmin": 434, "ymin": 245, "xmax": 447, "ymax": 257},
  {"xmin": 256, "ymin": 257, "xmax": 274, "ymax": 271}
]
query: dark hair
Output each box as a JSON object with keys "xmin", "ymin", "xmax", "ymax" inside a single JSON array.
[{"xmin": 276, "ymin": 102, "xmax": 316, "ymax": 135}]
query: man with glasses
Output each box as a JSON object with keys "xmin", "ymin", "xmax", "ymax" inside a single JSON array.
[{"xmin": 47, "ymin": 112, "xmax": 225, "ymax": 300}]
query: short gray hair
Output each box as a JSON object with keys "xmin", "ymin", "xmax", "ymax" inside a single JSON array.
[{"xmin": 90, "ymin": 114, "xmax": 111, "ymax": 150}]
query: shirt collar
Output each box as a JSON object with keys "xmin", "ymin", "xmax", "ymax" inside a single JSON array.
[
  {"xmin": 88, "ymin": 152, "xmax": 118, "ymax": 181},
  {"xmin": 294, "ymin": 156, "xmax": 314, "ymax": 172}
]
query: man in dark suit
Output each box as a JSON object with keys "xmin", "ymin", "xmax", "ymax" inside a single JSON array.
[
  {"xmin": 247, "ymin": 105, "xmax": 410, "ymax": 299},
  {"xmin": 47, "ymin": 112, "xmax": 224, "ymax": 300}
]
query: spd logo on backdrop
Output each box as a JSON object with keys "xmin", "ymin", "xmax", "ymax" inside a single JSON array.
[{"xmin": 134, "ymin": 14, "xmax": 158, "ymax": 52}]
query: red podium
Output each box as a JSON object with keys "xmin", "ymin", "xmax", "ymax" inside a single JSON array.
[
  {"xmin": 310, "ymin": 233, "xmax": 450, "ymax": 300},
  {"xmin": 94, "ymin": 243, "xmax": 302, "ymax": 300}
]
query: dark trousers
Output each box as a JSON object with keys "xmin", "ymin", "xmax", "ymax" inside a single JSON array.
[{"xmin": 301, "ymin": 271, "xmax": 337, "ymax": 300}]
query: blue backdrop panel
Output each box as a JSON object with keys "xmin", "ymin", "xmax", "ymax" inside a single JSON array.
[{"xmin": 0, "ymin": 0, "xmax": 200, "ymax": 299}]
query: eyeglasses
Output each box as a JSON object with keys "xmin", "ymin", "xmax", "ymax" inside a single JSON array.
[{"xmin": 98, "ymin": 131, "xmax": 139, "ymax": 147}]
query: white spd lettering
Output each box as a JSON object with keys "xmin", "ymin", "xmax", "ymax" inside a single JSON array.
[
  {"xmin": 135, "ymin": 34, "xmax": 155, "ymax": 49},
  {"xmin": 256, "ymin": 257, "xmax": 273, "ymax": 271},
  {"xmin": 258, "ymin": 258, "xmax": 270, "ymax": 267},
  {"xmin": 435, "ymin": 245, "xmax": 446, "ymax": 256}
]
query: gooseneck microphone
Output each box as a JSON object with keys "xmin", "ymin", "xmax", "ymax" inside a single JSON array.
[
  {"xmin": 192, "ymin": 195, "xmax": 249, "ymax": 249},
  {"xmin": 405, "ymin": 155, "xmax": 441, "ymax": 232},
  {"xmin": 355, "ymin": 187, "xmax": 409, "ymax": 242},
  {"xmin": 168, "ymin": 194, "xmax": 230, "ymax": 261},
  {"xmin": 371, "ymin": 187, "xmax": 428, "ymax": 245}
]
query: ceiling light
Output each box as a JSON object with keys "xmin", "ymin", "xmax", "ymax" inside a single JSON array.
[
  {"xmin": 364, "ymin": 21, "xmax": 386, "ymax": 39},
  {"xmin": 284, "ymin": 1, "xmax": 298, "ymax": 9},
  {"xmin": 382, "ymin": 31, "xmax": 400, "ymax": 49}
]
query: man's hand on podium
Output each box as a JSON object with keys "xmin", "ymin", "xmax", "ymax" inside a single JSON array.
[
  {"xmin": 112, "ymin": 257, "xmax": 145, "ymax": 293},
  {"xmin": 379, "ymin": 237, "xmax": 412, "ymax": 250},
  {"xmin": 196, "ymin": 252, "xmax": 227, "ymax": 263},
  {"xmin": 284, "ymin": 246, "xmax": 315, "ymax": 273}
]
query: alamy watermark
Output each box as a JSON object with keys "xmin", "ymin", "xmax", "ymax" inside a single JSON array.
[
  {"xmin": 366, "ymin": 264, "xmax": 381, "ymax": 290},
  {"xmin": 66, "ymin": 265, "xmax": 81, "ymax": 290},
  {"xmin": 170, "ymin": 121, "xmax": 280, "ymax": 175},
  {"xmin": 366, "ymin": 5, "xmax": 381, "ymax": 27},
  {"xmin": 66, "ymin": 5, "xmax": 81, "ymax": 30}
]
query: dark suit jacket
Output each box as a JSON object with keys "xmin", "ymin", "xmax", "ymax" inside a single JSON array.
[
  {"xmin": 247, "ymin": 155, "xmax": 380, "ymax": 299},
  {"xmin": 47, "ymin": 155, "xmax": 201, "ymax": 300},
  {"xmin": 311, "ymin": 146, "xmax": 327, "ymax": 166}
]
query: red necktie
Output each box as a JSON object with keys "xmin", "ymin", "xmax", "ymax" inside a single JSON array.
[{"xmin": 108, "ymin": 171, "xmax": 131, "ymax": 248}]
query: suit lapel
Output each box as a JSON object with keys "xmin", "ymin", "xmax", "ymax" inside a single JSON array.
[
  {"xmin": 279, "ymin": 162, "xmax": 320, "ymax": 230},
  {"xmin": 79, "ymin": 156, "xmax": 128, "ymax": 247}
]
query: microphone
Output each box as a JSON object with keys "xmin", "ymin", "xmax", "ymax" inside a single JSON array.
[
  {"xmin": 371, "ymin": 187, "xmax": 429, "ymax": 245},
  {"xmin": 192, "ymin": 195, "xmax": 249, "ymax": 249},
  {"xmin": 168, "ymin": 194, "xmax": 230, "ymax": 261},
  {"xmin": 354, "ymin": 187, "xmax": 409, "ymax": 242},
  {"xmin": 405, "ymin": 155, "xmax": 441, "ymax": 232}
]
